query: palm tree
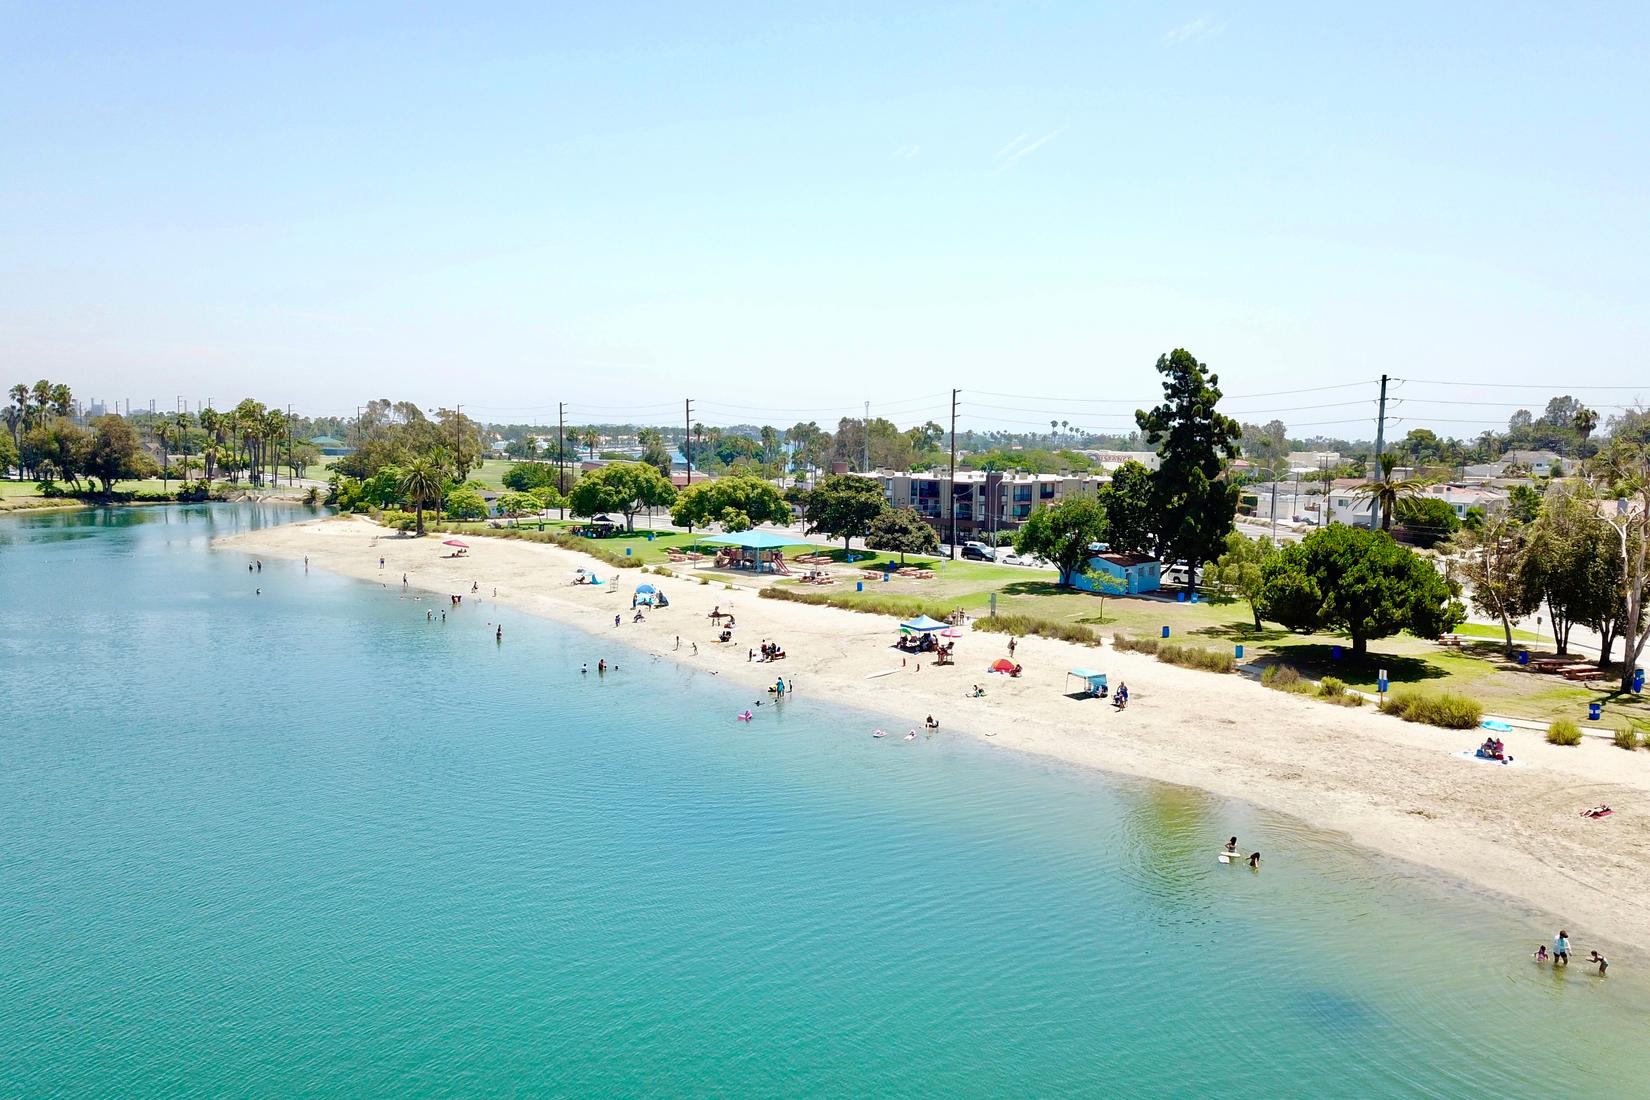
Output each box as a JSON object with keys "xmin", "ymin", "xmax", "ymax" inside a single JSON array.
[
  {"xmin": 199, "ymin": 408, "xmax": 222, "ymax": 482},
  {"xmin": 1574, "ymin": 407, "xmax": 1599, "ymax": 442},
  {"xmin": 49, "ymin": 384, "xmax": 73, "ymax": 419},
  {"xmin": 264, "ymin": 408, "xmax": 289, "ymax": 486},
  {"xmin": 154, "ymin": 420, "xmax": 171, "ymax": 491},
  {"xmin": 399, "ymin": 459, "xmax": 443, "ymax": 536},
  {"xmin": 175, "ymin": 412, "xmax": 191, "ymax": 481},
  {"xmin": 1357, "ymin": 453, "xmax": 1429, "ymax": 531},
  {"xmin": 583, "ymin": 428, "xmax": 600, "ymax": 460}
]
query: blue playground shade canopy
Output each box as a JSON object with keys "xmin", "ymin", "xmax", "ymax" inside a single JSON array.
[{"xmin": 701, "ymin": 531, "xmax": 796, "ymax": 550}]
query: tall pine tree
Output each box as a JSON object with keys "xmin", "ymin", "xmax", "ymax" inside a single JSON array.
[{"xmin": 1135, "ymin": 349, "xmax": 1241, "ymax": 586}]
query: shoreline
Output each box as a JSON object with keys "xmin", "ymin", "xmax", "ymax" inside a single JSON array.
[{"xmin": 220, "ymin": 514, "xmax": 1650, "ymax": 960}]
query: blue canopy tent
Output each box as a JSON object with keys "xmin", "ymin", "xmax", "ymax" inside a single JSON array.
[
  {"xmin": 635, "ymin": 583, "xmax": 657, "ymax": 594},
  {"xmin": 900, "ymin": 614, "xmax": 949, "ymax": 633},
  {"xmin": 701, "ymin": 530, "xmax": 796, "ymax": 573},
  {"xmin": 1066, "ymin": 668, "xmax": 1109, "ymax": 697}
]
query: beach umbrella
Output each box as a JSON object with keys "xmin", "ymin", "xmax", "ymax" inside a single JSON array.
[
  {"xmin": 635, "ymin": 583, "xmax": 657, "ymax": 594},
  {"xmin": 442, "ymin": 539, "xmax": 469, "ymax": 548},
  {"xmin": 991, "ymin": 658, "xmax": 1016, "ymax": 672},
  {"xmin": 940, "ymin": 627, "xmax": 962, "ymax": 638}
]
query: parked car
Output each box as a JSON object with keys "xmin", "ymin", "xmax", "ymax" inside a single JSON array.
[{"xmin": 961, "ymin": 544, "xmax": 994, "ymax": 561}]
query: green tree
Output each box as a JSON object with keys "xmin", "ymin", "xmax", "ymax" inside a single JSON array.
[
  {"xmin": 84, "ymin": 415, "xmax": 146, "ymax": 493},
  {"xmin": 503, "ymin": 461, "xmax": 556, "ymax": 492},
  {"xmin": 1520, "ymin": 488, "xmax": 1616, "ymax": 656},
  {"xmin": 670, "ymin": 475, "xmax": 790, "ymax": 532},
  {"xmin": 1013, "ymin": 496, "xmax": 1108, "ymax": 586},
  {"xmin": 398, "ymin": 459, "xmax": 443, "ymax": 535},
  {"xmin": 1507, "ymin": 483, "xmax": 1543, "ymax": 524},
  {"xmin": 496, "ymin": 491, "xmax": 539, "ymax": 521},
  {"xmin": 0, "ymin": 426, "xmax": 17, "ymax": 478},
  {"xmin": 444, "ymin": 486, "xmax": 488, "ymax": 520},
  {"xmin": 568, "ymin": 461, "xmax": 677, "ymax": 531},
  {"xmin": 637, "ymin": 427, "xmax": 674, "ymax": 478},
  {"xmin": 1258, "ymin": 525, "xmax": 1463, "ymax": 656},
  {"xmin": 24, "ymin": 419, "xmax": 90, "ymax": 489},
  {"xmin": 1392, "ymin": 495, "xmax": 1459, "ymax": 548},
  {"xmin": 1134, "ymin": 349, "xmax": 1242, "ymax": 584},
  {"xmin": 804, "ymin": 474, "xmax": 888, "ymax": 551},
  {"xmin": 1100, "ymin": 460, "xmax": 1156, "ymax": 556},
  {"xmin": 866, "ymin": 506, "xmax": 940, "ymax": 563},
  {"xmin": 529, "ymin": 485, "xmax": 566, "ymax": 512},
  {"xmin": 1450, "ymin": 514, "xmax": 1535, "ymax": 655},
  {"xmin": 1205, "ymin": 530, "xmax": 1276, "ymax": 630}
]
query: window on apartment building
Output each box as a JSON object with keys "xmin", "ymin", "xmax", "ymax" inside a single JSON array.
[
  {"xmin": 1040, "ymin": 483, "xmax": 1055, "ymax": 499},
  {"xmin": 1014, "ymin": 487, "xmax": 1032, "ymax": 502}
]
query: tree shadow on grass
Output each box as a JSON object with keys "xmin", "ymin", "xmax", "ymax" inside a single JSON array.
[
  {"xmin": 1266, "ymin": 643, "xmax": 1448, "ymax": 684},
  {"xmin": 1001, "ymin": 579, "xmax": 1068, "ymax": 597},
  {"xmin": 1193, "ymin": 622, "xmax": 1291, "ymax": 644}
]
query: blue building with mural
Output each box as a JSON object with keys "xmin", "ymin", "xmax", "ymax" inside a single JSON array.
[{"xmin": 1071, "ymin": 552, "xmax": 1161, "ymax": 595}]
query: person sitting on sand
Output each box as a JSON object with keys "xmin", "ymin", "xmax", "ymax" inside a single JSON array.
[
  {"xmin": 969, "ymin": 685, "xmax": 985, "ymax": 698},
  {"xmin": 1534, "ymin": 944, "xmax": 1549, "ymax": 962},
  {"xmin": 1589, "ymin": 950, "xmax": 1608, "ymax": 975},
  {"xmin": 633, "ymin": 610, "xmax": 645, "ymax": 623},
  {"xmin": 1010, "ymin": 663, "xmax": 1022, "ymax": 678}
]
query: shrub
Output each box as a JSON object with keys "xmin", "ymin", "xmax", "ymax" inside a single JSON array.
[
  {"xmin": 1261, "ymin": 664, "xmax": 1304, "ymax": 689},
  {"xmin": 1113, "ymin": 633, "xmax": 1159, "ymax": 655},
  {"xmin": 1379, "ymin": 688, "xmax": 1483, "ymax": 729},
  {"xmin": 1313, "ymin": 676, "xmax": 1363, "ymax": 705},
  {"xmin": 1611, "ymin": 727, "xmax": 1639, "ymax": 751},
  {"xmin": 974, "ymin": 614, "xmax": 1099, "ymax": 646},
  {"xmin": 1547, "ymin": 719, "xmax": 1582, "ymax": 747},
  {"xmin": 1155, "ymin": 643, "xmax": 1235, "ymax": 673},
  {"xmin": 653, "ymin": 567, "xmax": 674, "ymax": 578},
  {"xmin": 380, "ymin": 510, "xmax": 418, "ymax": 532}
]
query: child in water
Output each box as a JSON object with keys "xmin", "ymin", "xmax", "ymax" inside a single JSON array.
[{"xmin": 1533, "ymin": 944, "xmax": 1549, "ymax": 963}]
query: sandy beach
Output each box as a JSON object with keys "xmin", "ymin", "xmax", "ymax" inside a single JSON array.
[{"xmin": 224, "ymin": 515, "xmax": 1650, "ymax": 955}]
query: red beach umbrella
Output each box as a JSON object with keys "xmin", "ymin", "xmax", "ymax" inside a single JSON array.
[
  {"xmin": 991, "ymin": 658, "xmax": 1015, "ymax": 672},
  {"xmin": 442, "ymin": 539, "xmax": 469, "ymax": 548},
  {"xmin": 941, "ymin": 628, "xmax": 962, "ymax": 638}
]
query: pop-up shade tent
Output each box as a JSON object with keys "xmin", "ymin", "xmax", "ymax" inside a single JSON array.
[
  {"xmin": 991, "ymin": 658, "xmax": 1016, "ymax": 673},
  {"xmin": 900, "ymin": 614, "xmax": 949, "ymax": 633},
  {"xmin": 635, "ymin": 583, "xmax": 657, "ymax": 594},
  {"xmin": 1066, "ymin": 668, "xmax": 1109, "ymax": 695}
]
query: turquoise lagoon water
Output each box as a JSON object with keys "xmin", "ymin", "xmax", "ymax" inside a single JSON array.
[{"xmin": 1, "ymin": 505, "xmax": 1645, "ymax": 1098}]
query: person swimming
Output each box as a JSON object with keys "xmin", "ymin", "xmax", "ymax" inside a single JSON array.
[
  {"xmin": 581, "ymin": 663, "xmax": 588, "ymax": 673},
  {"xmin": 873, "ymin": 729, "xmax": 887, "ymax": 739},
  {"xmin": 1225, "ymin": 837, "xmax": 1238, "ymax": 854},
  {"xmin": 904, "ymin": 730, "xmax": 917, "ymax": 741},
  {"xmin": 1247, "ymin": 852, "xmax": 1261, "ymax": 868}
]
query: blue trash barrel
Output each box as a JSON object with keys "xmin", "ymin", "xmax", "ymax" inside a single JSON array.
[
  {"xmin": 1330, "ymin": 645, "xmax": 1342, "ymax": 661},
  {"xmin": 1234, "ymin": 644, "xmax": 1244, "ymax": 659},
  {"xmin": 1377, "ymin": 674, "xmax": 1389, "ymax": 694},
  {"xmin": 882, "ymin": 572, "xmax": 889, "ymax": 582},
  {"xmin": 647, "ymin": 532, "xmax": 654, "ymax": 541},
  {"xmin": 1191, "ymin": 592, "xmax": 1199, "ymax": 603},
  {"xmin": 856, "ymin": 581, "xmax": 864, "ymax": 592},
  {"xmin": 625, "ymin": 547, "xmax": 632, "ymax": 556},
  {"xmin": 1589, "ymin": 702, "xmax": 1602, "ymax": 721},
  {"xmin": 1635, "ymin": 668, "xmax": 1645, "ymax": 693},
  {"xmin": 1177, "ymin": 592, "xmax": 1186, "ymax": 603},
  {"xmin": 1161, "ymin": 626, "xmax": 1170, "ymax": 638},
  {"xmin": 1517, "ymin": 650, "xmax": 1529, "ymax": 665}
]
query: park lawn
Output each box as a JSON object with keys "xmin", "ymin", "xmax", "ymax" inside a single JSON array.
[
  {"xmin": 1452, "ymin": 622, "xmax": 1545, "ymax": 643},
  {"xmin": 0, "ymin": 481, "xmax": 43, "ymax": 499}
]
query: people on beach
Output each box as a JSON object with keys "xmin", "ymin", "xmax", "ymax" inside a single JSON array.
[
  {"xmin": 633, "ymin": 610, "xmax": 645, "ymax": 623},
  {"xmin": 675, "ymin": 636, "xmax": 681, "ymax": 650},
  {"xmin": 304, "ymin": 555, "xmax": 309, "ymax": 570},
  {"xmin": 1007, "ymin": 637, "xmax": 1016, "ymax": 657},
  {"xmin": 379, "ymin": 556, "xmax": 385, "ymax": 569},
  {"xmin": 969, "ymin": 685, "xmax": 986, "ymax": 697},
  {"xmin": 614, "ymin": 614, "xmax": 621, "ymax": 627},
  {"xmin": 692, "ymin": 642, "xmax": 698, "ymax": 655},
  {"xmin": 1589, "ymin": 950, "xmax": 1608, "ymax": 975},
  {"xmin": 1553, "ymin": 930, "xmax": 1570, "ymax": 965},
  {"xmin": 925, "ymin": 715, "xmax": 939, "ymax": 730},
  {"xmin": 1113, "ymin": 683, "xmax": 1129, "ymax": 710},
  {"xmin": 256, "ymin": 560, "xmax": 262, "ymax": 571},
  {"xmin": 496, "ymin": 624, "xmax": 503, "ymax": 642}
]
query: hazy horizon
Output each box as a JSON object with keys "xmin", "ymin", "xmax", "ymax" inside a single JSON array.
[{"xmin": 4, "ymin": 3, "xmax": 1645, "ymax": 436}]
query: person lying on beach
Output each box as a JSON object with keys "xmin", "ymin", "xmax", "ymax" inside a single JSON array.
[
  {"xmin": 969, "ymin": 685, "xmax": 986, "ymax": 697},
  {"xmin": 1581, "ymin": 805, "xmax": 1613, "ymax": 818},
  {"xmin": 1589, "ymin": 950, "xmax": 1608, "ymax": 975}
]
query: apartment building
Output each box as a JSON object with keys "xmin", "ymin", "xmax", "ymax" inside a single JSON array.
[{"xmin": 857, "ymin": 469, "xmax": 1107, "ymax": 539}]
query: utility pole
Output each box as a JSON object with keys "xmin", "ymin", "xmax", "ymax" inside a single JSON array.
[
  {"xmin": 287, "ymin": 404, "xmax": 294, "ymax": 486},
  {"xmin": 1371, "ymin": 373, "xmax": 1389, "ymax": 529},
  {"xmin": 684, "ymin": 398, "xmax": 694, "ymax": 485},
  {"xmin": 949, "ymin": 388, "xmax": 959, "ymax": 559},
  {"xmin": 558, "ymin": 402, "xmax": 567, "ymax": 518},
  {"xmin": 862, "ymin": 401, "xmax": 870, "ymax": 473}
]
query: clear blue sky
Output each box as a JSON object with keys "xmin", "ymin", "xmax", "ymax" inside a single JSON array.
[{"xmin": 3, "ymin": 2, "xmax": 1645, "ymax": 437}]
